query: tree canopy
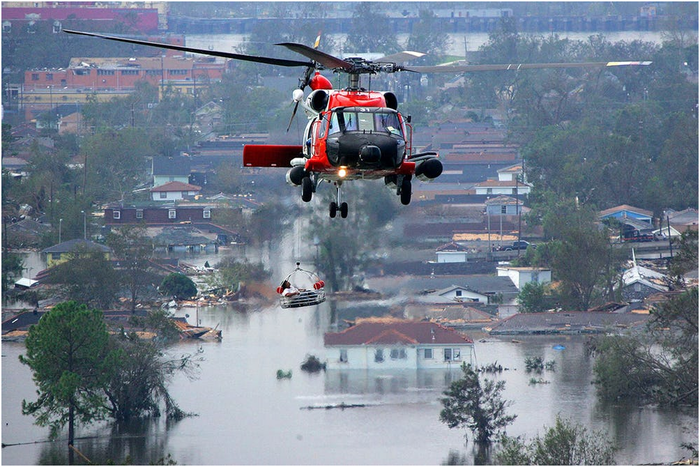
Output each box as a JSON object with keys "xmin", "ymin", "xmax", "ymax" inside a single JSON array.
[
  {"xmin": 495, "ymin": 415, "xmax": 617, "ymax": 465},
  {"xmin": 159, "ymin": 273, "xmax": 197, "ymax": 300},
  {"xmin": 20, "ymin": 302, "xmax": 113, "ymax": 462},
  {"xmin": 592, "ymin": 287, "xmax": 698, "ymax": 406}
]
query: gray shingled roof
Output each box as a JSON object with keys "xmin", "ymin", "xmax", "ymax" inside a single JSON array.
[
  {"xmin": 152, "ymin": 156, "xmax": 191, "ymax": 176},
  {"xmin": 41, "ymin": 239, "xmax": 111, "ymax": 254}
]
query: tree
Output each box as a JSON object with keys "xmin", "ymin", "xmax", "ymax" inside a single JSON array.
[
  {"xmin": 406, "ymin": 10, "xmax": 449, "ymax": 63},
  {"xmin": 44, "ymin": 244, "xmax": 121, "ymax": 309},
  {"xmin": 2, "ymin": 251, "xmax": 24, "ymax": 294},
  {"xmin": 345, "ymin": 3, "xmax": 400, "ymax": 54},
  {"xmin": 107, "ymin": 225, "xmax": 159, "ymax": 312},
  {"xmin": 20, "ymin": 301, "xmax": 114, "ymax": 464},
  {"xmin": 81, "ymin": 128, "xmax": 154, "ymax": 202},
  {"xmin": 529, "ymin": 201, "xmax": 625, "ymax": 310},
  {"xmin": 246, "ymin": 201, "xmax": 291, "ymax": 246},
  {"xmin": 592, "ymin": 288, "xmax": 698, "ymax": 406},
  {"xmin": 517, "ymin": 281, "xmax": 558, "ymax": 313},
  {"xmin": 551, "ymin": 228, "xmax": 618, "ymax": 311},
  {"xmin": 102, "ymin": 334, "xmax": 200, "ymax": 422},
  {"xmin": 440, "ymin": 363, "xmax": 516, "ymax": 444},
  {"xmin": 207, "ymin": 257, "xmax": 269, "ymax": 295},
  {"xmin": 306, "ymin": 182, "xmax": 399, "ymax": 292},
  {"xmin": 669, "ymin": 230, "xmax": 699, "ymax": 283},
  {"xmin": 494, "ymin": 415, "xmax": 617, "ymax": 465},
  {"xmin": 159, "ymin": 273, "xmax": 197, "ymax": 300}
]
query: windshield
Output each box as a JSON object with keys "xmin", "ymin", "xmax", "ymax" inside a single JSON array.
[{"xmin": 330, "ymin": 109, "xmax": 403, "ymax": 136}]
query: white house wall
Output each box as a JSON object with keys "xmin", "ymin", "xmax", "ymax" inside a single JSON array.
[
  {"xmin": 437, "ymin": 252, "xmax": 468, "ymax": 263},
  {"xmin": 438, "ymin": 289, "xmax": 487, "ymax": 303},
  {"xmin": 325, "ymin": 344, "xmax": 475, "ymax": 370},
  {"xmin": 497, "ymin": 268, "xmax": 551, "ymax": 290},
  {"xmin": 152, "ymin": 192, "xmax": 183, "ymax": 201}
]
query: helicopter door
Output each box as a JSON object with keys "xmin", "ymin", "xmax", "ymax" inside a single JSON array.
[{"xmin": 303, "ymin": 119, "xmax": 315, "ymax": 157}]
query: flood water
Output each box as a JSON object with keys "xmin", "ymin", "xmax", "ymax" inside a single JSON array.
[
  {"xmin": 2, "ymin": 232, "xmax": 697, "ymax": 464},
  {"xmin": 2, "ymin": 288, "xmax": 697, "ymax": 463}
]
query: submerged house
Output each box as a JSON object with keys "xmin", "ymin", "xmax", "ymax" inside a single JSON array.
[
  {"xmin": 324, "ymin": 318, "xmax": 475, "ymax": 370},
  {"xmin": 620, "ymin": 253, "xmax": 669, "ymax": 302}
]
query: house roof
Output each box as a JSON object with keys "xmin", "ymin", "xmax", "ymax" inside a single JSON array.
[
  {"xmin": 668, "ymin": 208, "xmax": 698, "ymax": 226},
  {"xmin": 69, "ymin": 56, "xmax": 195, "ymax": 71},
  {"xmin": 324, "ymin": 318, "xmax": 473, "ymax": 346},
  {"xmin": 622, "ymin": 254, "xmax": 669, "ymax": 291},
  {"xmin": 474, "ymin": 179, "xmax": 532, "ymax": 188},
  {"xmin": 599, "ymin": 204, "xmax": 653, "ymax": 219},
  {"xmin": 14, "ymin": 278, "xmax": 39, "ymax": 288},
  {"xmin": 150, "ymin": 181, "xmax": 202, "ymax": 192},
  {"xmin": 406, "ymin": 275, "xmax": 519, "ymax": 296},
  {"xmin": 489, "ymin": 311, "xmax": 650, "ymax": 335},
  {"xmin": 152, "ymin": 156, "xmax": 191, "ymax": 177},
  {"xmin": 436, "ymin": 241, "xmax": 469, "ymax": 252},
  {"xmin": 41, "ymin": 239, "xmax": 111, "ymax": 254},
  {"xmin": 497, "ymin": 163, "xmax": 522, "ymax": 174},
  {"xmin": 485, "ymin": 195, "xmax": 519, "ymax": 206},
  {"xmin": 2, "ymin": 157, "xmax": 29, "ymax": 168},
  {"xmin": 435, "ymin": 285, "xmax": 487, "ymax": 298},
  {"xmin": 2, "ymin": 311, "xmax": 42, "ymax": 333}
]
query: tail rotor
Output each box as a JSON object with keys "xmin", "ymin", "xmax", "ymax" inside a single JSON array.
[{"xmin": 286, "ymin": 31, "xmax": 322, "ymax": 132}]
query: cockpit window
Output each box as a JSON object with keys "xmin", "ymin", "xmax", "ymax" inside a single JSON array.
[
  {"xmin": 344, "ymin": 113, "xmax": 357, "ymax": 131},
  {"xmin": 328, "ymin": 112, "xmax": 340, "ymax": 135},
  {"xmin": 332, "ymin": 109, "xmax": 403, "ymax": 136},
  {"xmin": 374, "ymin": 112, "xmax": 402, "ymax": 135}
]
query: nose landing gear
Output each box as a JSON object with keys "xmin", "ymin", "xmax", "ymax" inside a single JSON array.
[{"xmin": 330, "ymin": 183, "xmax": 348, "ymax": 218}]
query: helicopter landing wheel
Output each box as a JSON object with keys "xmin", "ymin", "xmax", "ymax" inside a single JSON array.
[
  {"xmin": 340, "ymin": 202, "xmax": 348, "ymax": 218},
  {"xmin": 400, "ymin": 178, "xmax": 412, "ymax": 205},
  {"xmin": 329, "ymin": 201, "xmax": 338, "ymax": 218},
  {"xmin": 301, "ymin": 177, "xmax": 313, "ymax": 202}
]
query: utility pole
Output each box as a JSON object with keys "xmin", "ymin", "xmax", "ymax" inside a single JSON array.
[
  {"xmin": 81, "ymin": 210, "xmax": 87, "ymax": 240},
  {"xmin": 667, "ymin": 213, "xmax": 673, "ymax": 259},
  {"xmin": 487, "ymin": 206, "xmax": 492, "ymax": 258},
  {"xmin": 517, "ymin": 162, "xmax": 522, "ymax": 258}
]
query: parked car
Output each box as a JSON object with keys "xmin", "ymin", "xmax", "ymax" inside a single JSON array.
[{"xmin": 493, "ymin": 240, "xmax": 533, "ymax": 252}]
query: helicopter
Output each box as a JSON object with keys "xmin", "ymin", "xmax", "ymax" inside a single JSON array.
[{"xmin": 63, "ymin": 29, "xmax": 651, "ymax": 219}]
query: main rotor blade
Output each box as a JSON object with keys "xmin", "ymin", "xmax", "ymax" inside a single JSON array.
[
  {"xmin": 277, "ymin": 42, "xmax": 352, "ymax": 71},
  {"xmin": 403, "ymin": 61, "xmax": 652, "ymax": 73},
  {"xmin": 63, "ymin": 29, "xmax": 313, "ymax": 68},
  {"xmin": 378, "ymin": 51, "xmax": 426, "ymax": 64}
]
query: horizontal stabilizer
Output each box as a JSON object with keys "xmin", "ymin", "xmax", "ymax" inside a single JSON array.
[{"xmin": 243, "ymin": 145, "xmax": 303, "ymax": 167}]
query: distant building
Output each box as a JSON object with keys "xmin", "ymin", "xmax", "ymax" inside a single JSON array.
[
  {"xmin": 497, "ymin": 266, "xmax": 551, "ymax": 290},
  {"xmin": 485, "ymin": 195, "xmax": 526, "ymax": 216},
  {"xmin": 150, "ymin": 181, "xmax": 201, "ymax": 202},
  {"xmin": 435, "ymin": 241, "xmax": 472, "ymax": 263},
  {"xmin": 104, "ymin": 202, "xmax": 212, "ymax": 224},
  {"xmin": 667, "ymin": 208, "xmax": 699, "ymax": 233},
  {"xmin": 324, "ymin": 318, "xmax": 475, "ymax": 370},
  {"xmin": 152, "ymin": 156, "xmax": 192, "ymax": 187},
  {"xmin": 19, "ymin": 52, "xmax": 228, "ymax": 119},
  {"xmin": 1, "ymin": 4, "xmax": 161, "ymax": 34},
  {"xmin": 473, "ymin": 179, "xmax": 532, "ymax": 196},
  {"xmin": 619, "ymin": 253, "xmax": 669, "ymax": 302},
  {"xmin": 599, "ymin": 204, "xmax": 654, "ymax": 225}
]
